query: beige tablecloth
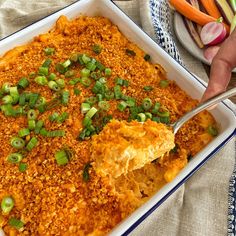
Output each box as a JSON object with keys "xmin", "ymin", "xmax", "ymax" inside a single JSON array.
[{"xmin": 0, "ymin": 0, "xmax": 235, "ymax": 235}]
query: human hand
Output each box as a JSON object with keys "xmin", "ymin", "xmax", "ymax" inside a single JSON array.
[{"xmin": 201, "ymin": 29, "xmax": 236, "ymax": 102}]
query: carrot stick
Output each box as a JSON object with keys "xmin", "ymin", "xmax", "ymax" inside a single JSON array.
[
  {"xmin": 169, "ymin": 0, "xmax": 230, "ymax": 33},
  {"xmin": 200, "ymin": 0, "xmax": 222, "ymax": 18}
]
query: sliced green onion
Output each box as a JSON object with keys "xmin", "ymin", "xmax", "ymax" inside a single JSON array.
[
  {"xmin": 29, "ymin": 93, "xmax": 40, "ymax": 108},
  {"xmin": 96, "ymin": 61, "xmax": 105, "ymax": 71},
  {"xmin": 86, "ymin": 62, "xmax": 96, "ymax": 71},
  {"xmin": 126, "ymin": 49, "xmax": 136, "ymax": 56},
  {"xmin": 81, "ymin": 77, "xmax": 92, "ymax": 87},
  {"xmin": 81, "ymin": 103, "xmax": 91, "ymax": 114},
  {"xmin": 90, "ymin": 71, "xmax": 101, "ymax": 80},
  {"xmin": 0, "ymin": 89, "xmax": 4, "ymax": 98},
  {"xmin": 117, "ymin": 101, "xmax": 128, "ymax": 112},
  {"xmin": 114, "ymin": 85, "xmax": 122, "ymax": 99},
  {"xmin": 61, "ymin": 90, "xmax": 70, "ymax": 106},
  {"xmin": 96, "ymin": 94, "xmax": 103, "ymax": 102},
  {"xmin": 86, "ymin": 107, "xmax": 98, "ymax": 119},
  {"xmin": 35, "ymin": 76, "xmax": 48, "ymax": 86},
  {"xmin": 98, "ymin": 101, "xmax": 110, "ymax": 111},
  {"xmin": 65, "ymin": 70, "xmax": 75, "ymax": 78},
  {"xmin": 159, "ymin": 80, "xmax": 169, "ymax": 88},
  {"xmin": 10, "ymin": 137, "xmax": 25, "ymax": 149},
  {"xmin": 207, "ymin": 125, "xmax": 218, "ymax": 136},
  {"xmin": 92, "ymin": 81, "xmax": 103, "ymax": 94},
  {"xmin": 69, "ymin": 78, "xmax": 81, "ymax": 85},
  {"xmin": 145, "ymin": 112, "xmax": 152, "ymax": 120},
  {"xmin": 1, "ymin": 104, "xmax": 17, "ymax": 117},
  {"xmin": 29, "ymin": 72, "xmax": 36, "ymax": 78},
  {"xmin": 7, "ymin": 153, "xmax": 23, "ymax": 164},
  {"xmin": 42, "ymin": 58, "xmax": 52, "ymax": 68},
  {"xmin": 74, "ymin": 88, "xmax": 81, "ymax": 96},
  {"xmin": 152, "ymin": 102, "xmax": 161, "ymax": 114},
  {"xmin": 27, "ymin": 109, "xmax": 38, "ymax": 120},
  {"xmin": 1, "ymin": 196, "xmax": 14, "ymax": 214},
  {"xmin": 152, "ymin": 117, "xmax": 160, "ymax": 123},
  {"xmin": 81, "ymin": 68, "xmax": 90, "ymax": 77},
  {"xmin": 137, "ymin": 113, "xmax": 146, "ymax": 122},
  {"xmin": 104, "ymin": 68, "xmax": 112, "ymax": 77},
  {"xmin": 2, "ymin": 95, "xmax": 13, "ymax": 104},
  {"xmin": 48, "ymin": 81, "xmax": 60, "ymax": 91},
  {"xmin": 44, "ymin": 47, "xmax": 55, "ymax": 56},
  {"xmin": 8, "ymin": 217, "xmax": 24, "ymax": 230},
  {"xmin": 102, "ymin": 115, "xmax": 113, "ymax": 125},
  {"xmin": 144, "ymin": 54, "xmax": 151, "ymax": 61},
  {"xmin": 26, "ymin": 137, "xmax": 38, "ymax": 151},
  {"xmin": 123, "ymin": 80, "xmax": 129, "ymax": 87},
  {"xmin": 82, "ymin": 116, "xmax": 92, "ymax": 127},
  {"xmin": 49, "ymin": 112, "xmax": 59, "ymax": 122},
  {"xmin": 48, "ymin": 73, "xmax": 57, "ymax": 81},
  {"xmin": 160, "ymin": 116, "xmax": 170, "ymax": 124},
  {"xmin": 83, "ymin": 162, "xmax": 92, "ymax": 182},
  {"xmin": 18, "ymin": 128, "xmax": 30, "ymax": 138},
  {"xmin": 19, "ymin": 93, "xmax": 26, "ymax": 106},
  {"xmin": 2, "ymin": 83, "xmax": 11, "ymax": 94},
  {"xmin": 70, "ymin": 53, "xmax": 80, "ymax": 62},
  {"xmin": 99, "ymin": 77, "xmax": 107, "ymax": 84},
  {"xmin": 56, "ymin": 112, "xmax": 69, "ymax": 123},
  {"xmin": 55, "ymin": 63, "xmax": 67, "ymax": 74},
  {"xmin": 92, "ymin": 44, "xmax": 102, "ymax": 54},
  {"xmin": 55, "ymin": 150, "xmax": 69, "ymax": 166},
  {"xmin": 143, "ymin": 86, "xmax": 153, "ymax": 91},
  {"xmin": 39, "ymin": 128, "xmax": 48, "ymax": 136},
  {"xmin": 85, "ymin": 97, "xmax": 97, "ymax": 106},
  {"xmin": 28, "ymin": 120, "xmax": 36, "ymax": 130},
  {"xmin": 17, "ymin": 77, "xmax": 29, "ymax": 89},
  {"xmin": 47, "ymin": 130, "xmax": 65, "ymax": 137},
  {"xmin": 19, "ymin": 163, "xmax": 28, "ymax": 172},
  {"xmin": 9, "ymin": 87, "xmax": 19, "ymax": 104},
  {"xmin": 35, "ymin": 120, "xmax": 44, "ymax": 134},
  {"xmin": 56, "ymin": 79, "xmax": 65, "ymax": 89},
  {"xmin": 115, "ymin": 77, "xmax": 124, "ymax": 86},
  {"xmin": 81, "ymin": 54, "xmax": 91, "ymax": 64},
  {"xmin": 38, "ymin": 67, "xmax": 49, "ymax": 76},
  {"xmin": 35, "ymin": 97, "xmax": 46, "ymax": 108},
  {"xmin": 142, "ymin": 98, "xmax": 152, "ymax": 111},
  {"xmin": 157, "ymin": 110, "xmax": 170, "ymax": 117},
  {"xmin": 125, "ymin": 97, "xmax": 136, "ymax": 107},
  {"xmin": 62, "ymin": 59, "xmax": 71, "ymax": 68},
  {"xmin": 104, "ymin": 90, "xmax": 114, "ymax": 100}
]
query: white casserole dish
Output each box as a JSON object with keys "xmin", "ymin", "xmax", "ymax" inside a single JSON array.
[{"xmin": 0, "ymin": 0, "xmax": 235, "ymax": 235}]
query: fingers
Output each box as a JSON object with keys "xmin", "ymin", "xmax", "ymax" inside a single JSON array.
[{"xmin": 201, "ymin": 29, "xmax": 236, "ymax": 102}]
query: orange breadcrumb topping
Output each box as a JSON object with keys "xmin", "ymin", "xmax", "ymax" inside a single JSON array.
[{"xmin": 0, "ymin": 15, "xmax": 217, "ymax": 235}]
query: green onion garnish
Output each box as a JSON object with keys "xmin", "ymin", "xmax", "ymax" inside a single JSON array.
[
  {"xmin": 81, "ymin": 77, "xmax": 92, "ymax": 87},
  {"xmin": 114, "ymin": 85, "xmax": 122, "ymax": 99},
  {"xmin": 61, "ymin": 90, "xmax": 70, "ymax": 106},
  {"xmin": 47, "ymin": 130, "xmax": 65, "ymax": 137},
  {"xmin": 1, "ymin": 196, "xmax": 14, "ymax": 214},
  {"xmin": 81, "ymin": 103, "xmax": 91, "ymax": 114},
  {"xmin": 2, "ymin": 95, "xmax": 13, "ymax": 104},
  {"xmin": 55, "ymin": 150, "xmax": 69, "ymax": 166},
  {"xmin": 142, "ymin": 98, "xmax": 152, "ymax": 111},
  {"xmin": 56, "ymin": 112, "xmax": 69, "ymax": 123},
  {"xmin": 81, "ymin": 54, "xmax": 91, "ymax": 64},
  {"xmin": 42, "ymin": 58, "xmax": 52, "ymax": 68},
  {"xmin": 35, "ymin": 76, "xmax": 48, "ymax": 86},
  {"xmin": 44, "ymin": 47, "xmax": 55, "ymax": 55},
  {"xmin": 56, "ymin": 79, "xmax": 65, "ymax": 89},
  {"xmin": 19, "ymin": 93, "xmax": 27, "ymax": 106},
  {"xmin": 74, "ymin": 88, "xmax": 81, "ymax": 96},
  {"xmin": 86, "ymin": 62, "xmax": 96, "ymax": 71},
  {"xmin": 81, "ymin": 68, "xmax": 90, "ymax": 77},
  {"xmin": 2, "ymin": 83, "xmax": 11, "ymax": 94},
  {"xmin": 55, "ymin": 63, "xmax": 67, "ymax": 74},
  {"xmin": 92, "ymin": 81, "xmax": 103, "ymax": 94},
  {"xmin": 145, "ymin": 112, "xmax": 153, "ymax": 120},
  {"xmin": 10, "ymin": 137, "xmax": 25, "ymax": 149},
  {"xmin": 85, "ymin": 97, "xmax": 97, "ymax": 106},
  {"xmin": 70, "ymin": 53, "xmax": 80, "ymax": 63},
  {"xmin": 38, "ymin": 67, "xmax": 49, "ymax": 76},
  {"xmin": 17, "ymin": 77, "xmax": 29, "ymax": 89},
  {"xmin": 92, "ymin": 44, "xmax": 102, "ymax": 54},
  {"xmin": 207, "ymin": 125, "xmax": 218, "ymax": 136},
  {"xmin": 160, "ymin": 116, "xmax": 170, "ymax": 124},
  {"xmin": 19, "ymin": 163, "xmax": 28, "ymax": 172},
  {"xmin": 9, "ymin": 87, "xmax": 19, "ymax": 104},
  {"xmin": 96, "ymin": 94, "xmax": 103, "ymax": 102},
  {"xmin": 144, "ymin": 54, "xmax": 151, "ymax": 61},
  {"xmin": 29, "ymin": 93, "xmax": 40, "ymax": 108},
  {"xmin": 86, "ymin": 107, "xmax": 98, "ymax": 119},
  {"xmin": 157, "ymin": 110, "xmax": 170, "ymax": 117},
  {"xmin": 83, "ymin": 162, "xmax": 92, "ymax": 182},
  {"xmin": 115, "ymin": 77, "xmax": 123, "ymax": 86},
  {"xmin": 18, "ymin": 128, "xmax": 30, "ymax": 138},
  {"xmin": 98, "ymin": 101, "xmax": 110, "ymax": 111},
  {"xmin": 35, "ymin": 120, "xmax": 44, "ymax": 134},
  {"xmin": 48, "ymin": 73, "xmax": 57, "ymax": 81},
  {"xmin": 48, "ymin": 81, "xmax": 60, "ymax": 91},
  {"xmin": 96, "ymin": 61, "xmax": 105, "ymax": 71},
  {"xmin": 65, "ymin": 70, "xmax": 75, "ymax": 78},
  {"xmin": 28, "ymin": 120, "xmax": 36, "ymax": 130},
  {"xmin": 62, "ymin": 59, "xmax": 71, "ymax": 68},
  {"xmin": 27, "ymin": 109, "xmax": 38, "ymax": 120},
  {"xmin": 117, "ymin": 101, "xmax": 128, "ymax": 112},
  {"xmin": 125, "ymin": 97, "xmax": 136, "ymax": 107},
  {"xmin": 7, "ymin": 153, "xmax": 23, "ymax": 164},
  {"xmin": 39, "ymin": 128, "xmax": 48, "ymax": 136},
  {"xmin": 8, "ymin": 217, "xmax": 24, "ymax": 230},
  {"xmin": 143, "ymin": 86, "xmax": 153, "ymax": 91},
  {"xmin": 49, "ymin": 112, "xmax": 59, "ymax": 122},
  {"xmin": 26, "ymin": 137, "xmax": 38, "ymax": 151},
  {"xmin": 82, "ymin": 117, "xmax": 92, "ymax": 127},
  {"xmin": 69, "ymin": 78, "xmax": 81, "ymax": 85},
  {"xmin": 159, "ymin": 80, "xmax": 169, "ymax": 88},
  {"xmin": 104, "ymin": 68, "xmax": 112, "ymax": 77},
  {"xmin": 152, "ymin": 102, "xmax": 161, "ymax": 114},
  {"xmin": 99, "ymin": 77, "xmax": 107, "ymax": 84},
  {"xmin": 137, "ymin": 113, "xmax": 146, "ymax": 122},
  {"xmin": 126, "ymin": 49, "xmax": 136, "ymax": 56}
]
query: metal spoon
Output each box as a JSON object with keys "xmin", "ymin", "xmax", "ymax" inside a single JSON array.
[{"xmin": 171, "ymin": 87, "xmax": 236, "ymax": 134}]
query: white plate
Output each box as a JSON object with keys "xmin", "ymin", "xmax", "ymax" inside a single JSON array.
[
  {"xmin": 173, "ymin": 12, "xmax": 236, "ymax": 73},
  {"xmin": 0, "ymin": 1, "xmax": 235, "ymax": 235}
]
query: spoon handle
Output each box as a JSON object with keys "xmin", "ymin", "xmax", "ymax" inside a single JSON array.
[{"xmin": 173, "ymin": 87, "xmax": 236, "ymax": 134}]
